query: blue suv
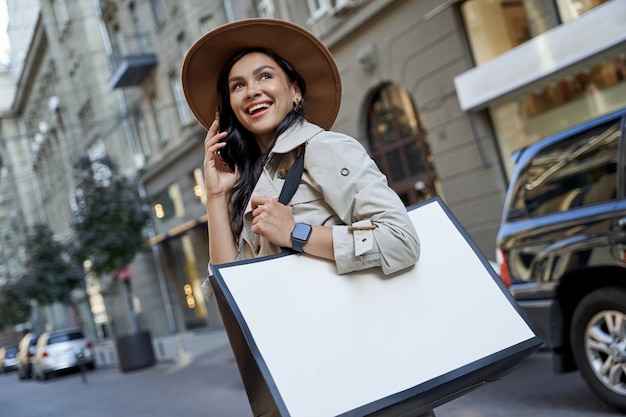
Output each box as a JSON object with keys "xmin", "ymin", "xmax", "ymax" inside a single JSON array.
[{"xmin": 496, "ymin": 107, "xmax": 626, "ymax": 412}]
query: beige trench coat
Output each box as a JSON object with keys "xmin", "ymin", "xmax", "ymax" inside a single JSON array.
[{"xmin": 236, "ymin": 120, "xmax": 420, "ymax": 275}]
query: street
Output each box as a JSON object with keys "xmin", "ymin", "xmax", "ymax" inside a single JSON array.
[
  {"xmin": 437, "ymin": 349, "xmax": 620, "ymax": 417},
  {"xmin": 0, "ymin": 328, "xmax": 622, "ymax": 417},
  {"xmin": 0, "ymin": 328, "xmax": 253, "ymax": 417}
]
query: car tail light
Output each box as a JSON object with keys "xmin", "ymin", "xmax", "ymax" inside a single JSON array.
[
  {"xmin": 86, "ymin": 342, "xmax": 93, "ymax": 349},
  {"xmin": 496, "ymin": 247, "xmax": 511, "ymax": 287},
  {"xmin": 42, "ymin": 351, "xmax": 49, "ymax": 358}
]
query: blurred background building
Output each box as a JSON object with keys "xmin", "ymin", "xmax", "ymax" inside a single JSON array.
[{"xmin": 0, "ymin": 0, "xmax": 623, "ymax": 357}]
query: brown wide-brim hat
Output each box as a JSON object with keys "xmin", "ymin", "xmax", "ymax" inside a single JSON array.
[{"xmin": 181, "ymin": 18, "xmax": 342, "ymax": 131}]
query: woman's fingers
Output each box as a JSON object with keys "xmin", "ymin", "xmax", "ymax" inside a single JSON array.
[
  {"xmin": 203, "ymin": 120, "xmax": 238, "ymax": 197},
  {"xmin": 204, "ymin": 130, "xmax": 227, "ymax": 152},
  {"xmin": 204, "ymin": 122, "xmax": 229, "ymax": 170},
  {"xmin": 250, "ymin": 196, "xmax": 294, "ymax": 247},
  {"xmin": 208, "ymin": 119, "xmax": 219, "ymax": 135}
]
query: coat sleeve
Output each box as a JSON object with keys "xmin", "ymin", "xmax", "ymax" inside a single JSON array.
[{"xmin": 305, "ymin": 132, "xmax": 420, "ymax": 275}]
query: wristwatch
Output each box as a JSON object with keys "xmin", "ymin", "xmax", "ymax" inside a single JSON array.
[{"xmin": 291, "ymin": 223, "xmax": 312, "ymax": 253}]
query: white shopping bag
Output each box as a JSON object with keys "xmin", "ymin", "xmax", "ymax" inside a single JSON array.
[{"xmin": 210, "ymin": 196, "xmax": 542, "ymax": 417}]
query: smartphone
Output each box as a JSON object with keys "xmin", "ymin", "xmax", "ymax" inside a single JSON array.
[
  {"xmin": 219, "ymin": 134, "xmax": 236, "ymax": 172},
  {"xmin": 215, "ymin": 110, "xmax": 236, "ymax": 172}
]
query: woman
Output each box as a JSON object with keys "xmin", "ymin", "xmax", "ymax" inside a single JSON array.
[
  {"xmin": 181, "ymin": 18, "xmax": 420, "ymax": 276},
  {"xmin": 183, "ymin": 20, "xmax": 432, "ymax": 417}
]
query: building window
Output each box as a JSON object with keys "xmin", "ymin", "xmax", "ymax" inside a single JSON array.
[
  {"xmin": 307, "ymin": 0, "xmax": 331, "ymax": 19},
  {"xmin": 461, "ymin": 0, "xmax": 611, "ymax": 66},
  {"xmin": 192, "ymin": 168, "xmax": 206, "ymax": 204},
  {"xmin": 78, "ymin": 101, "xmax": 95, "ymax": 137},
  {"xmin": 153, "ymin": 182, "xmax": 185, "ymax": 221},
  {"xmin": 460, "ymin": 0, "xmax": 533, "ymax": 65},
  {"xmin": 199, "ymin": 15, "xmax": 215, "ymax": 34},
  {"xmin": 51, "ymin": 0, "xmax": 70, "ymax": 33},
  {"xmin": 150, "ymin": 0, "xmax": 166, "ymax": 27},
  {"xmin": 133, "ymin": 111, "xmax": 152, "ymax": 164},
  {"xmin": 151, "ymin": 93, "xmax": 169, "ymax": 144},
  {"xmin": 170, "ymin": 72, "xmax": 194, "ymax": 125},
  {"xmin": 256, "ymin": 0, "xmax": 275, "ymax": 18},
  {"xmin": 367, "ymin": 83, "xmax": 440, "ymax": 206},
  {"xmin": 556, "ymin": 0, "xmax": 609, "ymax": 23},
  {"xmin": 177, "ymin": 32, "xmax": 190, "ymax": 60}
]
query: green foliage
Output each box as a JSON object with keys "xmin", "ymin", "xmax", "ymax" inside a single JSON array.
[
  {"xmin": 0, "ymin": 222, "xmax": 82, "ymax": 326},
  {"xmin": 0, "ymin": 282, "xmax": 32, "ymax": 328},
  {"xmin": 71, "ymin": 155, "xmax": 150, "ymax": 276},
  {"xmin": 24, "ymin": 224, "xmax": 84, "ymax": 305}
]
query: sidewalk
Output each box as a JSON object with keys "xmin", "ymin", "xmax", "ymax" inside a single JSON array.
[{"xmin": 93, "ymin": 326, "xmax": 231, "ymax": 369}]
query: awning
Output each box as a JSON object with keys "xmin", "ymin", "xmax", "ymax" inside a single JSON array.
[
  {"xmin": 147, "ymin": 214, "xmax": 208, "ymax": 246},
  {"xmin": 454, "ymin": 1, "xmax": 626, "ymax": 112}
]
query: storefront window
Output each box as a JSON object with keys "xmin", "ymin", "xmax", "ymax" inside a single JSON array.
[
  {"xmin": 491, "ymin": 48, "xmax": 626, "ymax": 177},
  {"xmin": 460, "ymin": 0, "xmax": 534, "ymax": 65},
  {"xmin": 153, "ymin": 182, "xmax": 185, "ymax": 221},
  {"xmin": 556, "ymin": 0, "xmax": 609, "ymax": 22},
  {"xmin": 460, "ymin": 0, "xmax": 609, "ymax": 66},
  {"xmin": 192, "ymin": 168, "xmax": 206, "ymax": 204}
]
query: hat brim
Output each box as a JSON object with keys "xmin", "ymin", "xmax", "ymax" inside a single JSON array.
[{"xmin": 181, "ymin": 18, "xmax": 342, "ymax": 131}]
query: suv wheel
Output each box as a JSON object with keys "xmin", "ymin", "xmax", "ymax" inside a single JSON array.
[{"xmin": 571, "ymin": 287, "xmax": 626, "ymax": 412}]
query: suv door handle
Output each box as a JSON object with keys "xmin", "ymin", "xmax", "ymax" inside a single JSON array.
[{"xmin": 618, "ymin": 217, "xmax": 626, "ymax": 228}]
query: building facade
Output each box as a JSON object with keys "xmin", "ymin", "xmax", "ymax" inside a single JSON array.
[{"xmin": 0, "ymin": 0, "xmax": 622, "ymax": 351}]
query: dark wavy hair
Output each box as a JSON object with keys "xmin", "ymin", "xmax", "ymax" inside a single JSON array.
[{"xmin": 216, "ymin": 48, "xmax": 307, "ymax": 240}]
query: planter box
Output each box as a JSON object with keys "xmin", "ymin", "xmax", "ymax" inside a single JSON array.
[{"xmin": 115, "ymin": 330, "xmax": 156, "ymax": 372}]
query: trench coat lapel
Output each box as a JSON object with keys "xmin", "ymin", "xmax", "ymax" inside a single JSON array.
[{"xmin": 239, "ymin": 120, "xmax": 324, "ymax": 256}]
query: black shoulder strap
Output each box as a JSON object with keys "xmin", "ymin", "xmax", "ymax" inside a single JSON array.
[{"xmin": 278, "ymin": 147, "xmax": 306, "ymax": 205}]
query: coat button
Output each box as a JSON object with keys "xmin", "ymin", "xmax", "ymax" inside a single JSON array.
[{"xmin": 340, "ymin": 168, "xmax": 350, "ymax": 176}]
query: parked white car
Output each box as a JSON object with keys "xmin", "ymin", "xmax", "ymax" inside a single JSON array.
[
  {"xmin": 0, "ymin": 346, "xmax": 18, "ymax": 372},
  {"xmin": 32, "ymin": 328, "xmax": 95, "ymax": 380},
  {"xmin": 16, "ymin": 332, "xmax": 40, "ymax": 379}
]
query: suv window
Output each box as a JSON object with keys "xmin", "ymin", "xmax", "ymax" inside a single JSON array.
[
  {"xmin": 48, "ymin": 331, "xmax": 84, "ymax": 345},
  {"xmin": 508, "ymin": 121, "xmax": 620, "ymax": 219}
]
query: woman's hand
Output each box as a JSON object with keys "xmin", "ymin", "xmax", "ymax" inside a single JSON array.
[
  {"xmin": 204, "ymin": 120, "xmax": 238, "ymax": 199},
  {"xmin": 250, "ymin": 195, "xmax": 295, "ymax": 248}
]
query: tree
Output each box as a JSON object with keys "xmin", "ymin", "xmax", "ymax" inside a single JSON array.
[
  {"xmin": 71, "ymin": 155, "xmax": 150, "ymax": 276},
  {"xmin": 71, "ymin": 154, "xmax": 151, "ymax": 333},
  {"xmin": 0, "ymin": 223, "xmax": 82, "ymax": 329},
  {"xmin": 23, "ymin": 224, "xmax": 84, "ymax": 305},
  {"xmin": 0, "ymin": 282, "xmax": 32, "ymax": 329}
]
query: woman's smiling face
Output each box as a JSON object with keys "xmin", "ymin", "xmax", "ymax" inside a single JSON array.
[{"xmin": 228, "ymin": 51, "xmax": 301, "ymax": 150}]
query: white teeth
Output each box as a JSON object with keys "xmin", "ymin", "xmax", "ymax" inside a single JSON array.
[{"xmin": 249, "ymin": 103, "xmax": 270, "ymax": 114}]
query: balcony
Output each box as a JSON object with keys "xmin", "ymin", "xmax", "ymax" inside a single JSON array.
[{"xmin": 108, "ymin": 32, "xmax": 158, "ymax": 89}]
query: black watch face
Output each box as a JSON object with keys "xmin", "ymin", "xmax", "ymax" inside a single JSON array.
[{"xmin": 293, "ymin": 223, "xmax": 312, "ymax": 240}]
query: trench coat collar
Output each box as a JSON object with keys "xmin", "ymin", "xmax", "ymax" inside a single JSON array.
[
  {"xmin": 270, "ymin": 119, "xmax": 324, "ymax": 155},
  {"xmin": 241, "ymin": 120, "xmax": 324, "ymax": 221}
]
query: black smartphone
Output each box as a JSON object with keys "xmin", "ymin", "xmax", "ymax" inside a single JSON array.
[
  {"xmin": 215, "ymin": 110, "xmax": 236, "ymax": 172},
  {"xmin": 219, "ymin": 134, "xmax": 236, "ymax": 172}
]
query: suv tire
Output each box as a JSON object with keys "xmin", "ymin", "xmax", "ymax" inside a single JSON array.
[{"xmin": 571, "ymin": 287, "xmax": 626, "ymax": 412}]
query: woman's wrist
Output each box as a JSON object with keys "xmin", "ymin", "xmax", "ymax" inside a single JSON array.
[{"xmin": 205, "ymin": 193, "xmax": 229, "ymax": 207}]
